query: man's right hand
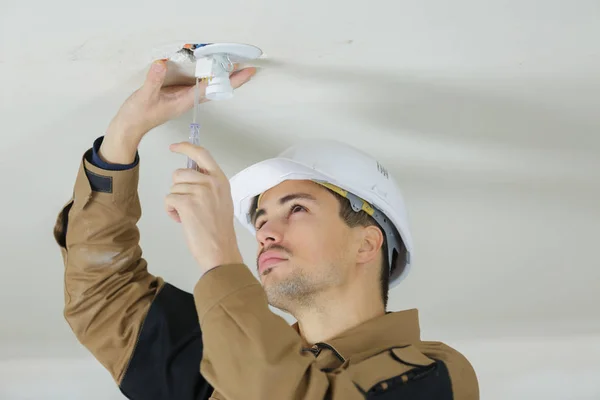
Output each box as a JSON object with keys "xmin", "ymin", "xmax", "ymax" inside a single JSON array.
[{"xmin": 99, "ymin": 59, "xmax": 256, "ymax": 164}]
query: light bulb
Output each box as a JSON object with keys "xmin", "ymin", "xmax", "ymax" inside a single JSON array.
[
  {"xmin": 203, "ymin": 55, "xmax": 232, "ymax": 101},
  {"xmin": 192, "ymin": 43, "xmax": 262, "ymax": 100}
]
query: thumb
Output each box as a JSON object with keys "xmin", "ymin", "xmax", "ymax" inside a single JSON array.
[{"xmin": 143, "ymin": 59, "xmax": 167, "ymax": 92}]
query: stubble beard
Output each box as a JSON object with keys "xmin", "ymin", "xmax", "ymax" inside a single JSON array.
[{"xmin": 262, "ymin": 262, "xmax": 341, "ymax": 314}]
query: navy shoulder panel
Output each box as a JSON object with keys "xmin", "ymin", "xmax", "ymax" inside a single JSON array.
[
  {"xmin": 119, "ymin": 283, "xmax": 213, "ymax": 400},
  {"xmin": 365, "ymin": 360, "xmax": 453, "ymax": 399}
]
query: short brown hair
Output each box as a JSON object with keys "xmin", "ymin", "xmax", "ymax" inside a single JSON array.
[
  {"xmin": 249, "ymin": 187, "xmax": 394, "ymax": 309},
  {"xmin": 328, "ymin": 191, "xmax": 391, "ymax": 310}
]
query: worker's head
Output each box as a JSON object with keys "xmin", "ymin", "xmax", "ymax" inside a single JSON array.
[{"xmin": 250, "ymin": 179, "xmax": 394, "ymax": 314}]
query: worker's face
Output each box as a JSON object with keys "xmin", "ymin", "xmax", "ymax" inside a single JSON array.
[{"xmin": 253, "ymin": 180, "xmax": 359, "ymax": 312}]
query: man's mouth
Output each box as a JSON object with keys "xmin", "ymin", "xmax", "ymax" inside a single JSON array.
[
  {"xmin": 258, "ymin": 257, "xmax": 287, "ymax": 275},
  {"xmin": 258, "ymin": 251, "xmax": 288, "ymax": 275}
]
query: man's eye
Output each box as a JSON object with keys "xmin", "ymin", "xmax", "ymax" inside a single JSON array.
[
  {"xmin": 290, "ymin": 204, "xmax": 306, "ymax": 214},
  {"xmin": 255, "ymin": 205, "xmax": 307, "ymax": 230}
]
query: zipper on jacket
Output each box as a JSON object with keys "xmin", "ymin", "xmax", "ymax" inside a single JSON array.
[
  {"xmin": 302, "ymin": 342, "xmax": 346, "ymax": 363},
  {"xmin": 302, "ymin": 344, "xmax": 321, "ymax": 357},
  {"xmin": 314, "ymin": 342, "xmax": 346, "ymax": 363}
]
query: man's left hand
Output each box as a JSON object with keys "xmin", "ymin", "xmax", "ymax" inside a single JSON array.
[{"xmin": 166, "ymin": 142, "xmax": 243, "ymax": 274}]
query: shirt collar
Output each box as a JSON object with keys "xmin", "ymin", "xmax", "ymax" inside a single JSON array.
[{"xmin": 292, "ymin": 309, "xmax": 421, "ymax": 362}]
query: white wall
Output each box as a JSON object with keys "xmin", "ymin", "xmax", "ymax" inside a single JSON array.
[{"xmin": 455, "ymin": 335, "xmax": 600, "ymax": 399}]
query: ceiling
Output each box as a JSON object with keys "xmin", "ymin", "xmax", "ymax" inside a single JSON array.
[{"xmin": 1, "ymin": 0, "xmax": 599, "ymax": 391}]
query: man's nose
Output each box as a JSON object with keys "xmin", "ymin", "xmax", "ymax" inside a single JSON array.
[{"xmin": 256, "ymin": 219, "xmax": 284, "ymax": 247}]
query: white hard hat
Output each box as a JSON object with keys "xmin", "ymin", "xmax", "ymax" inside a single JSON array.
[{"xmin": 229, "ymin": 139, "xmax": 413, "ymax": 288}]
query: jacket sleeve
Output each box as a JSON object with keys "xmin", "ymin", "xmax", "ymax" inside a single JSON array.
[
  {"xmin": 53, "ymin": 148, "xmax": 213, "ymax": 400},
  {"xmin": 194, "ymin": 263, "xmax": 479, "ymax": 400}
]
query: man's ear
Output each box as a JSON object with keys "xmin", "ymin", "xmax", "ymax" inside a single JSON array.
[{"xmin": 356, "ymin": 225, "xmax": 384, "ymax": 265}]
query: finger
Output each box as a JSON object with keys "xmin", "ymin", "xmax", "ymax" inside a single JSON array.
[
  {"xmin": 172, "ymin": 168, "xmax": 211, "ymax": 184},
  {"xmin": 142, "ymin": 59, "xmax": 168, "ymax": 94},
  {"xmin": 167, "ymin": 207, "xmax": 181, "ymax": 223},
  {"xmin": 169, "ymin": 142, "xmax": 224, "ymax": 177},
  {"xmin": 170, "ymin": 182, "xmax": 211, "ymax": 195},
  {"xmin": 164, "ymin": 194, "xmax": 182, "ymax": 223},
  {"xmin": 230, "ymin": 67, "xmax": 257, "ymax": 89},
  {"xmin": 168, "ymin": 80, "xmax": 209, "ymax": 115}
]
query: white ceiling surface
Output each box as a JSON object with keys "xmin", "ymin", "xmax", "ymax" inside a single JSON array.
[{"xmin": 1, "ymin": 0, "xmax": 599, "ymax": 385}]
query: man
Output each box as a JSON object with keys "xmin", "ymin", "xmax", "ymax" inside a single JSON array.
[{"xmin": 54, "ymin": 59, "xmax": 479, "ymax": 399}]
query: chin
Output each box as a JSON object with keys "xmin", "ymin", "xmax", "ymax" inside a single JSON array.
[
  {"xmin": 260, "ymin": 265, "xmax": 286, "ymax": 281},
  {"xmin": 260, "ymin": 260, "xmax": 289, "ymax": 277}
]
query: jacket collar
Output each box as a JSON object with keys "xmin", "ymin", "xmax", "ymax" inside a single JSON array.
[{"xmin": 292, "ymin": 309, "xmax": 421, "ymax": 363}]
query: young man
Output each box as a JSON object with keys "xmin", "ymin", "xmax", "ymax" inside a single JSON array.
[{"xmin": 54, "ymin": 60, "xmax": 479, "ymax": 399}]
